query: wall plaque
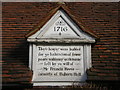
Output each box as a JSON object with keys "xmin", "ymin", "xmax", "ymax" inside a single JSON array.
[
  {"xmin": 26, "ymin": 7, "xmax": 96, "ymax": 86},
  {"xmin": 32, "ymin": 45, "xmax": 86, "ymax": 82}
]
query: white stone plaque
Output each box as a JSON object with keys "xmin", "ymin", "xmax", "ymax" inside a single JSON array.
[
  {"xmin": 40, "ymin": 17, "xmax": 80, "ymax": 38},
  {"xmin": 27, "ymin": 8, "xmax": 96, "ymax": 86},
  {"xmin": 32, "ymin": 45, "xmax": 87, "ymax": 82}
]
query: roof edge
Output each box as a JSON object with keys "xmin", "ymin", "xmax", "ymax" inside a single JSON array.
[
  {"xmin": 25, "ymin": 5, "xmax": 61, "ymax": 38},
  {"xmin": 60, "ymin": 5, "xmax": 99, "ymax": 39},
  {"xmin": 25, "ymin": 4, "xmax": 99, "ymax": 39}
]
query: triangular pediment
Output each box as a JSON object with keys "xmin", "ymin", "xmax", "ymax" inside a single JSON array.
[
  {"xmin": 38, "ymin": 16, "xmax": 80, "ymax": 38},
  {"xmin": 26, "ymin": 5, "xmax": 97, "ymax": 43}
]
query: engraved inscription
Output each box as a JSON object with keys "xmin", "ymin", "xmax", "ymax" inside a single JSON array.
[{"xmin": 34, "ymin": 46, "xmax": 84, "ymax": 81}]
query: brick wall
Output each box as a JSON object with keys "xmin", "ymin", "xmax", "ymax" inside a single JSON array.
[
  {"xmin": 65, "ymin": 2, "xmax": 120, "ymax": 81},
  {"xmin": 2, "ymin": 2, "xmax": 120, "ymax": 86}
]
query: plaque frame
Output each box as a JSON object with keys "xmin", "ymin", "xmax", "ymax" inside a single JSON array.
[{"xmin": 27, "ymin": 8, "xmax": 96, "ymax": 86}]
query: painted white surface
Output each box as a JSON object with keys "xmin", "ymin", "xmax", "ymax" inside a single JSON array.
[
  {"xmin": 30, "ymin": 44, "xmax": 92, "ymax": 86},
  {"xmin": 32, "ymin": 44, "xmax": 37, "ymax": 71},
  {"xmin": 33, "ymin": 82, "xmax": 85, "ymax": 86},
  {"xmin": 83, "ymin": 44, "xmax": 92, "ymax": 71},
  {"xmin": 27, "ymin": 38, "xmax": 95, "ymax": 43},
  {"xmin": 27, "ymin": 8, "xmax": 96, "ymax": 86},
  {"xmin": 29, "ymin": 44, "xmax": 32, "ymax": 69},
  {"xmin": 40, "ymin": 17, "xmax": 79, "ymax": 38},
  {"xmin": 28, "ymin": 10, "xmax": 95, "ymax": 42},
  {"xmin": 32, "ymin": 45, "xmax": 87, "ymax": 82}
]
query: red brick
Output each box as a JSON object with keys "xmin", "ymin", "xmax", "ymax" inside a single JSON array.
[
  {"xmin": 98, "ymin": 47, "xmax": 107, "ymax": 50},
  {"xmin": 3, "ymin": 74, "xmax": 11, "ymax": 77},
  {"xmin": 112, "ymin": 52, "xmax": 119, "ymax": 55},
  {"xmin": 98, "ymin": 73, "xmax": 107, "ymax": 76},
  {"xmin": 95, "ymin": 45, "xmax": 102, "ymax": 47},
  {"xmin": 3, "ymin": 71, "xmax": 9, "ymax": 73},
  {"xmin": 100, "ymin": 55, "xmax": 108, "ymax": 58}
]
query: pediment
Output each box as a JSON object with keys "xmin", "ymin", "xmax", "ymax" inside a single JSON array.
[
  {"xmin": 26, "ymin": 6, "xmax": 97, "ymax": 43},
  {"xmin": 38, "ymin": 16, "xmax": 80, "ymax": 39}
]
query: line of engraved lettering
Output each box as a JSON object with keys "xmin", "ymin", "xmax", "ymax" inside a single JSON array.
[
  {"xmin": 64, "ymin": 58, "xmax": 81, "ymax": 61},
  {"xmin": 50, "ymin": 67, "xmax": 63, "ymax": 71},
  {"xmin": 54, "ymin": 26, "xmax": 67, "ymax": 32},
  {"xmin": 38, "ymin": 58, "xmax": 47, "ymax": 61},
  {"xmin": 50, "ymin": 52, "xmax": 71, "ymax": 56},
  {"xmin": 38, "ymin": 72, "xmax": 52, "ymax": 76},
  {"xmin": 69, "ymin": 47, "xmax": 81, "ymax": 51},
  {"xmin": 59, "ymin": 72, "xmax": 73, "ymax": 76}
]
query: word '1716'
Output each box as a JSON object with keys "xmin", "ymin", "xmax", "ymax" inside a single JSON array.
[{"xmin": 54, "ymin": 26, "xmax": 68, "ymax": 32}]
